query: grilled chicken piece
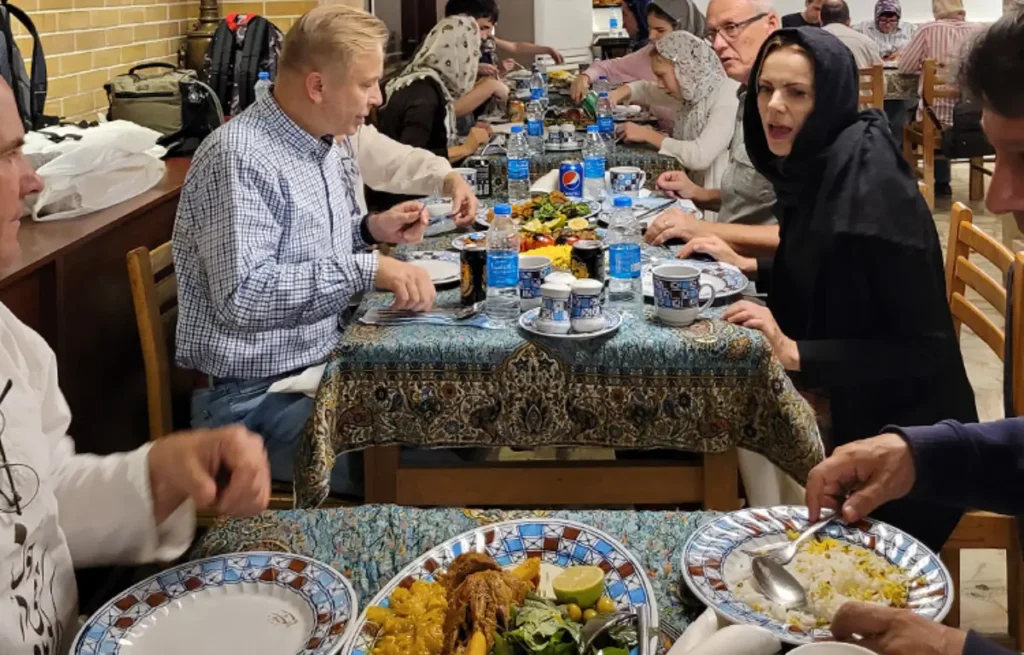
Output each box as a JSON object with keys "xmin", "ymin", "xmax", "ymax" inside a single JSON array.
[
  {"xmin": 441, "ymin": 567, "xmax": 530, "ymax": 655},
  {"xmin": 440, "ymin": 553, "xmax": 502, "ymax": 593}
]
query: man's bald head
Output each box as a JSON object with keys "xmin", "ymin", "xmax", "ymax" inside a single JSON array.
[
  {"xmin": 0, "ymin": 79, "xmax": 44, "ymax": 268},
  {"xmin": 820, "ymin": 0, "xmax": 851, "ymax": 25}
]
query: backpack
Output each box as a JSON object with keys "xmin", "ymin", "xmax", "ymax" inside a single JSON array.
[
  {"xmin": 0, "ymin": 0, "xmax": 49, "ymax": 131},
  {"xmin": 923, "ymin": 95, "xmax": 996, "ymax": 160},
  {"xmin": 202, "ymin": 13, "xmax": 283, "ymax": 118},
  {"xmin": 106, "ymin": 63, "xmax": 198, "ymax": 135}
]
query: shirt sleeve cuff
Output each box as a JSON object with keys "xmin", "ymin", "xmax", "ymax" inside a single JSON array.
[
  {"xmin": 886, "ymin": 421, "xmax": 961, "ymax": 497},
  {"xmin": 126, "ymin": 443, "xmax": 196, "ymax": 564},
  {"xmin": 352, "ymin": 250, "xmax": 379, "ymax": 291}
]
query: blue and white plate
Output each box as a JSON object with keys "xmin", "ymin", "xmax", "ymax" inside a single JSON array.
[
  {"xmin": 451, "ymin": 228, "xmax": 608, "ymax": 251},
  {"xmin": 344, "ymin": 518, "xmax": 658, "ymax": 655},
  {"xmin": 474, "ymin": 198, "xmax": 603, "ymax": 230},
  {"xmin": 73, "ymin": 552, "xmax": 357, "ymax": 655},
  {"xmin": 681, "ymin": 506, "xmax": 954, "ymax": 645},
  {"xmin": 519, "ymin": 307, "xmax": 623, "ymax": 340},
  {"xmin": 643, "ymin": 259, "xmax": 749, "ymax": 302}
]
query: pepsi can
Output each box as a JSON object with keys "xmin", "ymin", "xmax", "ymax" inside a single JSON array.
[{"xmin": 559, "ymin": 159, "xmax": 584, "ymax": 198}]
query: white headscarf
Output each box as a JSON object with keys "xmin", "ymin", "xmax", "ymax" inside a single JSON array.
[
  {"xmin": 654, "ymin": 31, "xmax": 728, "ymax": 142},
  {"xmin": 384, "ymin": 15, "xmax": 481, "ymax": 145}
]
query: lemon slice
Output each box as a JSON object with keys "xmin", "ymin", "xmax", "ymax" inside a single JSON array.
[
  {"xmin": 567, "ymin": 217, "xmax": 590, "ymax": 231},
  {"xmin": 552, "ymin": 565, "xmax": 606, "ymax": 608}
]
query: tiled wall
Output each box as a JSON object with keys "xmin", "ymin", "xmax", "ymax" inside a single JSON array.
[{"xmin": 6, "ymin": 0, "xmax": 354, "ymax": 121}]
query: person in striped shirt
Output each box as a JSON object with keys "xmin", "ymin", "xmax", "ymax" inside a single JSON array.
[
  {"xmin": 854, "ymin": 0, "xmax": 918, "ymax": 60},
  {"xmin": 898, "ymin": 0, "xmax": 984, "ymax": 196}
]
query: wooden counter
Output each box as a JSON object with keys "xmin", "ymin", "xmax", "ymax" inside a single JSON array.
[{"xmin": 0, "ymin": 158, "xmax": 190, "ymax": 455}]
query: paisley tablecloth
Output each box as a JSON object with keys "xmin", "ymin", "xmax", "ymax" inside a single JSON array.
[
  {"xmin": 885, "ymin": 69, "xmax": 920, "ymax": 101},
  {"xmin": 293, "ymin": 231, "xmax": 822, "ymax": 507},
  {"xmin": 192, "ymin": 506, "xmax": 718, "ymax": 638}
]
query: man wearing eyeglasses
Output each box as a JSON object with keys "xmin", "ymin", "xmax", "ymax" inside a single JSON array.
[
  {"xmin": 0, "ymin": 79, "xmax": 271, "ymax": 655},
  {"xmin": 645, "ymin": 0, "xmax": 782, "ymax": 258}
]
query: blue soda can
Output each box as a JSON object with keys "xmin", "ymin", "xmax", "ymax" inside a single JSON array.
[{"xmin": 558, "ymin": 159, "xmax": 584, "ymax": 198}]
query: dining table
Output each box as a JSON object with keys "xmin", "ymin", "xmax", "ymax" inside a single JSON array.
[
  {"xmin": 191, "ymin": 505, "xmax": 719, "ymax": 643},
  {"xmin": 291, "ymin": 219, "xmax": 823, "ymax": 508}
]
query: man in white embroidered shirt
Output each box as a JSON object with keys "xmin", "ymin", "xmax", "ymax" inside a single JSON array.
[
  {"xmin": 0, "ymin": 78, "xmax": 271, "ymax": 655},
  {"xmin": 174, "ymin": 6, "xmax": 476, "ymax": 498}
]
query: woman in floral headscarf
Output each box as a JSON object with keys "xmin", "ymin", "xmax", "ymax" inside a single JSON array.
[
  {"xmin": 376, "ymin": 16, "xmax": 490, "ymax": 164},
  {"xmin": 854, "ymin": 0, "xmax": 919, "ymax": 60},
  {"xmin": 609, "ymin": 31, "xmax": 739, "ymax": 200}
]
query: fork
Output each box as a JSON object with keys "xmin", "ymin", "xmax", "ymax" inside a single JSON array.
[{"xmin": 741, "ymin": 514, "xmax": 835, "ymax": 566}]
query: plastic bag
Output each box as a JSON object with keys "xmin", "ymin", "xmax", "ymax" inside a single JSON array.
[{"xmin": 26, "ymin": 120, "xmax": 167, "ymax": 221}]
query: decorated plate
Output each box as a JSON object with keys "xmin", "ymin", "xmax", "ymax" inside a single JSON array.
[
  {"xmin": 344, "ymin": 518, "xmax": 658, "ymax": 655},
  {"xmin": 73, "ymin": 552, "xmax": 357, "ymax": 655},
  {"xmin": 643, "ymin": 259, "xmax": 748, "ymax": 302},
  {"xmin": 519, "ymin": 307, "xmax": 623, "ymax": 340},
  {"xmin": 474, "ymin": 199, "xmax": 603, "ymax": 230},
  {"xmin": 452, "ymin": 228, "xmax": 607, "ymax": 251},
  {"xmin": 401, "ymin": 251, "xmax": 460, "ymax": 286},
  {"xmin": 680, "ymin": 506, "xmax": 953, "ymax": 645}
]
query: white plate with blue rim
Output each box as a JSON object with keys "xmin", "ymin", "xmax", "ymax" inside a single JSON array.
[
  {"xmin": 343, "ymin": 518, "xmax": 658, "ymax": 655},
  {"xmin": 642, "ymin": 259, "xmax": 748, "ymax": 302},
  {"xmin": 400, "ymin": 251, "xmax": 461, "ymax": 286},
  {"xmin": 72, "ymin": 552, "xmax": 357, "ymax": 655},
  {"xmin": 680, "ymin": 506, "xmax": 954, "ymax": 645},
  {"xmin": 519, "ymin": 307, "xmax": 623, "ymax": 340}
]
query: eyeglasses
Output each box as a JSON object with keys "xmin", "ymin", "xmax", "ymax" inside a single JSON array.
[
  {"xmin": 0, "ymin": 380, "xmax": 40, "ymax": 516},
  {"xmin": 705, "ymin": 13, "xmax": 769, "ymax": 44},
  {"xmin": 877, "ymin": 14, "xmax": 900, "ymax": 22}
]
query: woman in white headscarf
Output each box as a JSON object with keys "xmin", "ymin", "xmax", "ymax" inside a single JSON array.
[
  {"xmin": 610, "ymin": 31, "xmax": 739, "ymax": 198},
  {"xmin": 376, "ymin": 15, "xmax": 490, "ymax": 164}
]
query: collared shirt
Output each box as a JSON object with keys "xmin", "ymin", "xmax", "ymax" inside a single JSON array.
[
  {"xmin": 824, "ymin": 23, "xmax": 884, "ymax": 69},
  {"xmin": 898, "ymin": 18, "xmax": 984, "ymax": 127},
  {"xmin": 173, "ymin": 94, "xmax": 378, "ymax": 379},
  {"xmin": 718, "ymin": 88, "xmax": 777, "ymax": 226},
  {"xmin": 853, "ymin": 19, "xmax": 918, "ymax": 58}
]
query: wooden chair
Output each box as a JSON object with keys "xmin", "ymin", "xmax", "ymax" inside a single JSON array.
[
  {"xmin": 941, "ymin": 203, "xmax": 1024, "ymax": 648},
  {"xmin": 903, "ymin": 59, "xmax": 958, "ymax": 210},
  {"xmin": 858, "ymin": 65, "xmax": 884, "ymax": 111},
  {"xmin": 126, "ymin": 242, "xmax": 295, "ymax": 520}
]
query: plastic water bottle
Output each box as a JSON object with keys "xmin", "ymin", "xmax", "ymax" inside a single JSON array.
[
  {"xmin": 529, "ymin": 64, "xmax": 548, "ymax": 110},
  {"xmin": 486, "ymin": 204, "xmax": 521, "ymax": 323},
  {"xmin": 526, "ymin": 99, "xmax": 545, "ymax": 155},
  {"xmin": 583, "ymin": 126, "xmax": 607, "ymax": 202},
  {"xmin": 597, "ymin": 92, "xmax": 615, "ymax": 143},
  {"xmin": 596, "ymin": 75, "xmax": 609, "ymax": 95},
  {"xmin": 607, "ymin": 196, "xmax": 642, "ymax": 313},
  {"xmin": 507, "ymin": 125, "xmax": 531, "ymax": 204},
  {"xmin": 254, "ymin": 71, "xmax": 272, "ymax": 101}
]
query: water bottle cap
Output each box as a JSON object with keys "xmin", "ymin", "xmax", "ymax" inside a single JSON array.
[
  {"xmin": 510, "ymin": 125, "xmax": 523, "ymax": 133},
  {"xmin": 599, "ymin": 76, "xmax": 608, "ymax": 81},
  {"xmin": 599, "ymin": 92, "xmax": 609, "ymax": 98},
  {"xmin": 610, "ymin": 18, "xmax": 619, "ymax": 27},
  {"xmin": 494, "ymin": 204, "xmax": 512, "ymax": 215},
  {"xmin": 587, "ymin": 125, "xmax": 599, "ymax": 133},
  {"xmin": 613, "ymin": 196, "xmax": 632, "ymax": 208},
  {"xmin": 258, "ymin": 72, "xmax": 270, "ymax": 80}
]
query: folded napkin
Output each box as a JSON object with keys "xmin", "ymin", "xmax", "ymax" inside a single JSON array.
[
  {"xmin": 531, "ymin": 169, "xmax": 560, "ymax": 194},
  {"xmin": 267, "ymin": 364, "xmax": 327, "ymax": 398},
  {"xmin": 669, "ymin": 609, "xmax": 782, "ymax": 655}
]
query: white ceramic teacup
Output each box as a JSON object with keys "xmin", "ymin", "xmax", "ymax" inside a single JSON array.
[
  {"xmin": 519, "ymin": 255, "xmax": 553, "ymax": 310},
  {"xmin": 608, "ymin": 166, "xmax": 647, "ymax": 197},
  {"xmin": 453, "ymin": 167, "xmax": 477, "ymax": 194},
  {"xmin": 536, "ymin": 282, "xmax": 572, "ymax": 334},
  {"xmin": 425, "ymin": 197, "xmax": 454, "ymax": 221},
  {"xmin": 651, "ymin": 263, "xmax": 716, "ymax": 327}
]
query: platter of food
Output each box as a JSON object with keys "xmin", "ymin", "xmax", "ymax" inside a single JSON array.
[
  {"xmin": 544, "ymin": 107, "xmax": 590, "ymax": 130},
  {"xmin": 452, "ymin": 226, "xmax": 606, "ymax": 253},
  {"xmin": 344, "ymin": 518, "xmax": 658, "ymax": 655},
  {"xmin": 474, "ymin": 193, "xmax": 601, "ymax": 230},
  {"xmin": 73, "ymin": 552, "xmax": 358, "ymax": 655},
  {"xmin": 681, "ymin": 506, "xmax": 953, "ymax": 645}
]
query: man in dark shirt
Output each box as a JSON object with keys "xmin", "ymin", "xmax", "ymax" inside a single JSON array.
[
  {"xmin": 782, "ymin": 0, "xmax": 824, "ymax": 27},
  {"xmin": 804, "ymin": 16, "xmax": 1024, "ymax": 655}
]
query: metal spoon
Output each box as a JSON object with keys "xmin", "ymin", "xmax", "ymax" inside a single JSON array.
[
  {"xmin": 743, "ymin": 513, "xmax": 835, "ymax": 566},
  {"xmin": 751, "ymin": 556, "xmax": 809, "ymax": 611},
  {"xmin": 580, "ymin": 611, "xmax": 635, "ymax": 653}
]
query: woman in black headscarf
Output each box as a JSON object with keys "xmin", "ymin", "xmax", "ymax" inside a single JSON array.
[{"xmin": 687, "ymin": 27, "xmax": 977, "ymax": 551}]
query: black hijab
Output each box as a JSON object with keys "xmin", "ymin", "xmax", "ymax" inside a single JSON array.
[{"xmin": 743, "ymin": 27, "xmax": 933, "ymax": 250}]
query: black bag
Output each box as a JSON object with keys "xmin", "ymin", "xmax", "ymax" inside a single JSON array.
[
  {"xmin": 202, "ymin": 13, "xmax": 282, "ymax": 118},
  {"xmin": 924, "ymin": 96, "xmax": 995, "ymax": 160},
  {"xmin": 0, "ymin": 0, "xmax": 52, "ymax": 130},
  {"xmin": 156, "ymin": 78, "xmax": 225, "ymax": 158}
]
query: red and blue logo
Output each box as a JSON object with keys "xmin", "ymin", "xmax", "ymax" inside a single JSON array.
[{"xmin": 559, "ymin": 162, "xmax": 584, "ymax": 196}]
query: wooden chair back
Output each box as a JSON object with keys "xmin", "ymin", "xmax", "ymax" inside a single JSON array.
[
  {"xmin": 903, "ymin": 59, "xmax": 960, "ymax": 210},
  {"xmin": 858, "ymin": 65, "xmax": 884, "ymax": 110}
]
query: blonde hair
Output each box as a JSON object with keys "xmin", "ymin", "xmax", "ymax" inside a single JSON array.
[{"xmin": 279, "ymin": 5, "xmax": 389, "ymax": 73}]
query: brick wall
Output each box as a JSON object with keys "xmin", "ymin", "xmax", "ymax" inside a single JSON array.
[{"xmin": 7, "ymin": 0, "xmax": 365, "ymax": 121}]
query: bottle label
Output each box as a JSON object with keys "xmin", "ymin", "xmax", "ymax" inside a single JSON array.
[
  {"xmin": 609, "ymin": 243, "xmax": 641, "ymax": 279},
  {"xmin": 527, "ymin": 119, "xmax": 544, "ymax": 137},
  {"xmin": 584, "ymin": 155, "xmax": 606, "ymax": 180},
  {"xmin": 508, "ymin": 158, "xmax": 530, "ymax": 181},
  {"xmin": 530, "ymin": 88, "xmax": 546, "ymax": 101},
  {"xmin": 598, "ymin": 116, "xmax": 614, "ymax": 134},
  {"xmin": 487, "ymin": 251, "xmax": 519, "ymax": 288}
]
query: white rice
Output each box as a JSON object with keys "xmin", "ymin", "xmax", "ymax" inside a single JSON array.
[{"xmin": 728, "ymin": 537, "xmax": 913, "ymax": 631}]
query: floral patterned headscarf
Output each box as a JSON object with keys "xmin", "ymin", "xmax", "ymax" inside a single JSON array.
[
  {"xmin": 384, "ymin": 15, "xmax": 481, "ymax": 145},
  {"xmin": 654, "ymin": 31, "xmax": 729, "ymax": 142}
]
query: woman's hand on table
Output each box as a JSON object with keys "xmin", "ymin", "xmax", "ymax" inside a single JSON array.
[
  {"xmin": 570, "ymin": 73, "xmax": 592, "ymax": 102},
  {"xmin": 608, "ymin": 85, "xmax": 632, "ymax": 106},
  {"xmin": 616, "ymin": 122, "xmax": 664, "ymax": 148},
  {"xmin": 656, "ymin": 170, "xmax": 699, "ymax": 200},
  {"xmin": 644, "ymin": 207, "xmax": 700, "ymax": 245},
  {"xmin": 376, "ymin": 256, "xmax": 436, "ymax": 312},
  {"xmin": 148, "ymin": 425, "xmax": 271, "ymax": 523},
  {"xmin": 478, "ymin": 63, "xmax": 500, "ymax": 78},
  {"xmin": 486, "ymin": 78, "xmax": 510, "ymax": 102},
  {"xmin": 443, "ymin": 171, "xmax": 479, "ymax": 227},
  {"xmin": 678, "ymin": 235, "xmax": 757, "ymax": 276},
  {"xmin": 723, "ymin": 301, "xmax": 800, "ymax": 370},
  {"xmin": 805, "ymin": 432, "xmax": 916, "ymax": 524},
  {"xmin": 832, "ymin": 603, "xmax": 966, "ymax": 655},
  {"xmin": 370, "ymin": 200, "xmax": 429, "ymax": 244},
  {"xmin": 466, "ymin": 125, "xmax": 492, "ymax": 152}
]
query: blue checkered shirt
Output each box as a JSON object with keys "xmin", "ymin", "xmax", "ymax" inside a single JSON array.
[{"xmin": 173, "ymin": 95, "xmax": 378, "ymax": 378}]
